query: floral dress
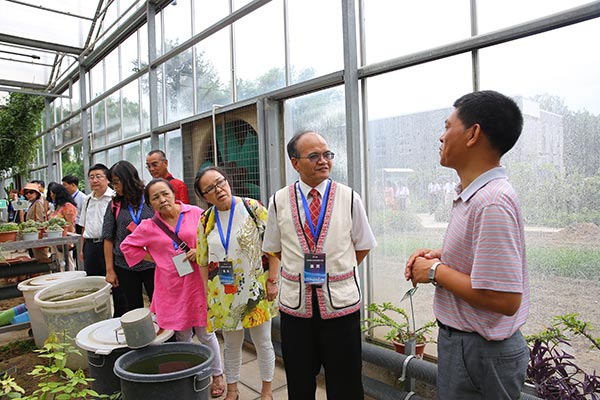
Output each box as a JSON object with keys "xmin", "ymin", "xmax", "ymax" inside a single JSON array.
[{"xmin": 197, "ymin": 197, "xmax": 276, "ymax": 332}]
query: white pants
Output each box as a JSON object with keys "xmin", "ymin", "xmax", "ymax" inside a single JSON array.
[
  {"xmin": 222, "ymin": 320, "xmax": 275, "ymax": 383},
  {"xmin": 175, "ymin": 326, "xmax": 224, "ymax": 376}
]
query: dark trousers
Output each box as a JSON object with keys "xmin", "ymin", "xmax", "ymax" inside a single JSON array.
[
  {"xmin": 112, "ymin": 266, "xmax": 155, "ymax": 317},
  {"xmin": 280, "ymin": 293, "xmax": 364, "ymax": 400},
  {"xmin": 83, "ymin": 239, "xmax": 126, "ymax": 318}
]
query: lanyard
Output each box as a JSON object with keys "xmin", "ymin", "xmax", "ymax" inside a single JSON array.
[
  {"xmin": 73, "ymin": 190, "xmax": 79, "ymax": 200},
  {"xmin": 171, "ymin": 212, "xmax": 184, "ymax": 250},
  {"xmin": 127, "ymin": 196, "xmax": 145, "ymax": 225},
  {"xmin": 215, "ymin": 196, "xmax": 236, "ymax": 257},
  {"xmin": 298, "ymin": 180, "xmax": 331, "ymax": 247}
]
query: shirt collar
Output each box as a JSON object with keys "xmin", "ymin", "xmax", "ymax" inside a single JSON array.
[
  {"xmin": 457, "ymin": 166, "xmax": 507, "ymax": 202},
  {"xmin": 298, "ymin": 179, "xmax": 330, "ymax": 199},
  {"xmin": 92, "ymin": 187, "xmax": 115, "ymax": 200}
]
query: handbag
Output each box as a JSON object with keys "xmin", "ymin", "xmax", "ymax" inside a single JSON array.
[{"xmin": 151, "ymin": 215, "xmax": 190, "ymax": 252}]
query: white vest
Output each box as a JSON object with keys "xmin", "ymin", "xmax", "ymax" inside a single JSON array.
[{"xmin": 274, "ymin": 181, "xmax": 361, "ymax": 319}]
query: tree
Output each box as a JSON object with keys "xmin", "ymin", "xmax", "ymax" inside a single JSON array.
[{"xmin": 0, "ymin": 93, "xmax": 44, "ymax": 175}]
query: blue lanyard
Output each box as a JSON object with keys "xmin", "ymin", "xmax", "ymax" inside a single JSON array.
[
  {"xmin": 73, "ymin": 190, "xmax": 79, "ymax": 200},
  {"xmin": 172, "ymin": 212, "xmax": 184, "ymax": 250},
  {"xmin": 299, "ymin": 180, "xmax": 331, "ymax": 246},
  {"xmin": 215, "ymin": 196, "xmax": 236, "ymax": 257},
  {"xmin": 127, "ymin": 196, "xmax": 144, "ymax": 225}
]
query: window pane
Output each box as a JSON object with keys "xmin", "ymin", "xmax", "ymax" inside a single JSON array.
[
  {"xmin": 140, "ymin": 73, "xmax": 151, "ymax": 133},
  {"xmin": 106, "ymin": 92, "xmax": 121, "ymax": 143},
  {"xmin": 93, "ymin": 150, "xmax": 107, "ymax": 167},
  {"xmin": 166, "ymin": 129, "xmax": 183, "ymax": 180},
  {"xmin": 121, "ymin": 31, "xmax": 139, "ymax": 81},
  {"xmin": 164, "ymin": 49, "xmax": 194, "ymax": 123},
  {"xmin": 195, "ymin": 29, "xmax": 231, "ymax": 114},
  {"xmin": 71, "ymin": 79, "xmax": 81, "ymax": 112},
  {"xmin": 142, "ymin": 138, "xmax": 152, "ymax": 183},
  {"xmin": 90, "ymin": 62, "xmax": 104, "ymax": 99},
  {"xmin": 363, "ymin": 0, "xmax": 470, "ymax": 65},
  {"xmin": 92, "ymin": 100, "xmax": 106, "ymax": 148},
  {"xmin": 107, "ymin": 146, "xmax": 121, "ymax": 167},
  {"xmin": 288, "ymin": 0, "xmax": 343, "ymax": 83},
  {"xmin": 105, "ymin": 46, "xmax": 120, "ymax": 91},
  {"xmin": 124, "ymin": 142, "xmax": 142, "ymax": 173},
  {"xmin": 235, "ymin": 0, "xmax": 285, "ymax": 100},
  {"xmin": 122, "ymin": 79, "xmax": 141, "ymax": 138},
  {"xmin": 194, "ymin": 0, "xmax": 229, "ymax": 33},
  {"xmin": 284, "ymin": 86, "xmax": 346, "ymax": 185},
  {"xmin": 162, "ymin": 0, "xmax": 192, "ymax": 53}
]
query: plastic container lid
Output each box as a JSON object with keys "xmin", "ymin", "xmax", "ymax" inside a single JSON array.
[
  {"xmin": 76, "ymin": 317, "xmax": 174, "ymax": 355},
  {"xmin": 18, "ymin": 271, "xmax": 87, "ymax": 292}
]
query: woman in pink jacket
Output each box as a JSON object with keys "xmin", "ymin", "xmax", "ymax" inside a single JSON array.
[{"xmin": 120, "ymin": 178, "xmax": 225, "ymax": 397}]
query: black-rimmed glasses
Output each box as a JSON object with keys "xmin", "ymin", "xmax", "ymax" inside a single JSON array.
[
  {"xmin": 202, "ymin": 178, "xmax": 227, "ymax": 195},
  {"xmin": 295, "ymin": 151, "xmax": 335, "ymax": 163}
]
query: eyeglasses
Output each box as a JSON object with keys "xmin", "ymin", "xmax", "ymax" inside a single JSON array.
[
  {"xmin": 202, "ymin": 178, "xmax": 227, "ymax": 195},
  {"xmin": 295, "ymin": 151, "xmax": 335, "ymax": 163},
  {"xmin": 146, "ymin": 160, "xmax": 165, "ymax": 170},
  {"xmin": 24, "ymin": 190, "xmax": 37, "ymax": 195},
  {"xmin": 88, "ymin": 174, "xmax": 106, "ymax": 181}
]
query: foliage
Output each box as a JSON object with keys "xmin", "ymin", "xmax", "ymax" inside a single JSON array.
[
  {"xmin": 370, "ymin": 209, "xmax": 423, "ymax": 235},
  {"xmin": 60, "ymin": 144, "xmax": 84, "ymax": 191},
  {"xmin": 0, "ymin": 332, "xmax": 108, "ymax": 399},
  {"xmin": 45, "ymin": 224, "xmax": 63, "ymax": 232},
  {"xmin": 528, "ymin": 246, "xmax": 600, "ymax": 282},
  {"xmin": 525, "ymin": 314, "xmax": 600, "ymax": 399},
  {"xmin": 0, "ymin": 93, "xmax": 45, "ymax": 175},
  {"xmin": 19, "ymin": 220, "xmax": 43, "ymax": 231},
  {"xmin": 46, "ymin": 218, "xmax": 69, "ymax": 228},
  {"xmin": 0, "ymin": 222, "xmax": 20, "ymax": 232},
  {"xmin": 363, "ymin": 301, "xmax": 436, "ymax": 344}
]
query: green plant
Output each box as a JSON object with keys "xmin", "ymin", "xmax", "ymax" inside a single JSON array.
[
  {"xmin": 0, "ymin": 332, "xmax": 108, "ymax": 399},
  {"xmin": 46, "ymin": 223, "xmax": 63, "ymax": 232},
  {"xmin": 363, "ymin": 301, "xmax": 436, "ymax": 344},
  {"xmin": 19, "ymin": 220, "xmax": 42, "ymax": 231},
  {"xmin": 21, "ymin": 226, "xmax": 38, "ymax": 234},
  {"xmin": 46, "ymin": 218, "xmax": 69, "ymax": 228},
  {"xmin": 0, "ymin": 222, "xmax": 19, "ymax": 232}
]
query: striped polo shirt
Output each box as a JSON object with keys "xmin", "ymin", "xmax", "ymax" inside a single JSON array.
[{"xmin": 434, "ymin": 166, "xmax": 530, "ymax": 341}]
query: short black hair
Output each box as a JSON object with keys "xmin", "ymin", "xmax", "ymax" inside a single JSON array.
[
  {"xmin": 286, "ymin": 130, "xmax": 316, "ymax": 160},
  {"xmin": 61, "ymin": 175, "xmax": 79, "ymax": 186},
  {"xmin": 453, "ymin": 90, "xmax": 523, "ymax": 156},
  {"xmin": 144, "ymin": 178, "xmax": 175, "ymax": 206},
  {"xmin": 88, "ymin": 163, "xmax": 110, "ymax": 180},
  {"xmin": 31, "ymin": 179, "xmax": 45, "ymax": 189},
  {"xmin": 194, "ymin": 166, "xmax": 232, "ymax": 200}
]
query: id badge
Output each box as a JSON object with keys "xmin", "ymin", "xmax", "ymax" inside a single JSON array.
[
  {"xmin": 127, "ymin": 221, "xmax": 138, "ymax": 233},
  {"xmin": 218, "ymin": 261, "xmax": 234, "ymax": 285},
  {"xmin": 173, "ymin": 252, "xmax": 193, "ymax": 277},
  {"xmin": 304, "ymin": 253, "xmax": 326, "ymax": 285}
]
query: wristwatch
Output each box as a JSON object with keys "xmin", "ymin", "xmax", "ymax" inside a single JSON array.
[{"xmin": 428, "ymin": 261, "xmax": 442, "ymax": 287}]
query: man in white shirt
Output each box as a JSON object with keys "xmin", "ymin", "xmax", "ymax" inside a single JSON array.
[
  {"xmin": 79, "ymin": 164, "xmax": 114, "ymax": 277},
  {"xmin": 62, "ymin": 175, "xmax": 84, "ymax": 234}
]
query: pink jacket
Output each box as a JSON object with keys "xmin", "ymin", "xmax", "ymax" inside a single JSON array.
[{"xmin": 120, "ymin": 203, "xmax": 205, "ymax": 331}]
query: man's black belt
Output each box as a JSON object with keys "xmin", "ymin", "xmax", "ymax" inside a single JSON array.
[
  {"xmin": 85, "ymin": 238, "xmax": 103, "ymax": 243},
  {"xmin": 437, "ymin": 320, "xmax": 474, "ymax": 335}
]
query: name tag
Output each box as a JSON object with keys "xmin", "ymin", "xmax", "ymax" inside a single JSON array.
[
  {"xmin": 304, "ymin": 253, "xmax": 326, "ymax": 285},
  {"xmin": 172, "ymin": 252, "xmax": 193, "ymax": 277},
  {"xmin": 218, "ymin": 260, "xmax": 234, "ymax": 285},
  {"xmin": 126, "ymin": 221, "xmax": 138, "ymax": 233}
]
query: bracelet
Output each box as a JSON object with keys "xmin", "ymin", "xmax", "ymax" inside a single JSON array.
[{"xmin": 267, "ymin": 277, "xmax": 278, "ymax": 284}]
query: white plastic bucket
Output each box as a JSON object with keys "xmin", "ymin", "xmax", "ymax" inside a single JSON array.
[
  {"xmin": 34, "ymin": 276, "xmax": 111, "ymax": 370},
  {"xmin": 17, "ymin": 271, "xmax": 87, "ymax": 347}
]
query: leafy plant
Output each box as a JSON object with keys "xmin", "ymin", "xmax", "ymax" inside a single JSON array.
[
  {"xmin": 19, "ymin": 220, "xmax": 43, "ymax": 231},
  {"xmin": 0, "ymin": 332, "xmax": 108, "ymax": 399},
  {"xmin": 363, "ymin": 301, "xmax": 436, "ymax": 344},
  {"xmin": 45, "ymin": 224, "xmax": 63, "ymax": 232},
  {"xmin": 525, "ymin": 314, "xmax": 600, "ymax": 399},
  {"xmin": 0, "ymin": 222, "xmax": 20, "ymax": 232},
  {"xmin": 46, "ymin": 218, "xmax": 69, "ymax": 228}
]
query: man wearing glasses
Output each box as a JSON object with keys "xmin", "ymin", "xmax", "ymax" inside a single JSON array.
[
  {"xmin": 263, "ymin": 130, "xmax": 377, "ymax": 400},
  {"xmin": 145, "ymin": 150, "xmax": 190, "ymax": 203},
  {"xmin": 79, "ymin": 164, "xmax": 114, "ymax": 277}
]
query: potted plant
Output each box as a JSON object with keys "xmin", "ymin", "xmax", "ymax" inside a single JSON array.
[
  {"xmin": 47, "ymin": 217, "xmax": 70, "ymax": 236},
  {"xmin": 0, "ymin": 222, "xmax": 20, "ymax": 242},
  {"xmin": 363, "ymin": 301, "xmax": 436, "ymax": 357},
  {"xmin": 21, "ymin": 226, "xmax": 39, "ymax": 241},
  {"xmin": 45, "ymin": 223, "xmax": 64, "ymax": 238},
  {"xmin": 525, "ymin": 314, "xmax": 600, "ymax": 399}
]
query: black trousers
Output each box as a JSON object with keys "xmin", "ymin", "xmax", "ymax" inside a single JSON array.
[
  {"xmin": 112, "ymin": 266, "xmax": 155, "ymax": 318},
  {"xmin": 280, "ymin": 290, "xmax": 364, "ymax": 400}
]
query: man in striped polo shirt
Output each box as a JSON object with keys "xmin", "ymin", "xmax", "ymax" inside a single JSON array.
[{"xmin": 405, "ymin": 90, "xmax": 530, "ymax": 399}]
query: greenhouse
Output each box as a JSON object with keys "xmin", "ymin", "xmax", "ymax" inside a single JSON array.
[{"xmin": 1, "ymin": 0, "xmax": 599, "ymax": 398}]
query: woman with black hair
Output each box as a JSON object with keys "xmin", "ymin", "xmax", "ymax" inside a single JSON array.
[
  {"xmin": 48, "ymin": 183, "xmax": 77, "ymax": 232},
  {"xmin": 102, "ymin": 160, "xmax": 155, "ymax": 317}
]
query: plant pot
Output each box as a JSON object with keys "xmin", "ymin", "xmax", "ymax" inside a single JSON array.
[
  {"xmin": 45, "ymin": 230, "xmax": 63, "ymax": 239},
  {"xmin": 22, "ymin": 232, "xmax": 39, "ymax": 241},
  {"xmin": 392, "ymin": 340, "xmax": 426, "ymax": 358},
  {"xmin": 522, "ymin": 381, "xmax": 538, "ymax": 396},
  {"xmin": 0, "ymin": 230, "xmax": 18, "ymax": 242}
]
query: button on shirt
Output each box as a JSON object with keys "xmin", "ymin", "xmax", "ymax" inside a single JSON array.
[{"xmin": 80, "ymin": 188, "xmax": 115, "ymax": 239}]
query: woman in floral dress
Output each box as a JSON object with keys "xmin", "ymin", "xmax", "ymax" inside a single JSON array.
[{"xmin": 196, "ymin": 166, "xmax": 278, "ymax": 400}]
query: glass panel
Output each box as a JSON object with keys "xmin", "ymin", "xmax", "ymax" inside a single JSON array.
[
  {"xmin": 122, "ymin": 79, "xmax": 141, "ymax": 138},
  {"xmin": 479, "ymin": 20, "xmax": 600, "ymax": 374},
  {"xmin": 93, "ymin": 150, "xmax": 107, "ymax": 167},
  {"xmin": 194, "ymin": 0, "xmax": 229, "ymax": 33},
  {"xmin": 140, "ymin": 73, "xmax": 151, "ymax": 133},
  {"xmin": 478, "ymin": 0, "xmax": 591, "ymax": 33},
  {"xmin": 107, "ymin": 146, "xmax": 122, "ymax": 167},
  {"xmin": 162, "ymin": 0, "xmax": 192, "ymax": 53},
  {"xmin": 105, "ymin": 46, "xmax": 120, "ymax": 91},
  {"xmin": 166, "ymin": 129, "xmax": 183, "ymax": 180},
  {"xmin": 139, "ymin": 23, "xmax": 149, "ymax": 68},
  {"xmin": 124, "ymin": 142, "xmax": 142, "ymax": 173},
  {"xmin": 363, "ymin": 0, "xmax": 470, "ymax": 65},
  {"xmin": 195, "ymin": 29, "xmax": 232, "ymax": 114},
  {"xmin": 55, "ymin": 126, "xmax": 63, "ymax": 147},
  {"xmin": 61, "ymin": 88, "xmax": 71, "ymax": 116},
  {"xmin": 142, "ymin": 137, "xmax": 152, "ymax": 183},
  {"xmin": 92, "ymin": 100, "xmax": 107, "ymax": 148},
  {"xmin": 49, "ymin": 101, "xmax": 56, "ymax": 126},
  {"xmin": 234, "ymin": 0, "xmax": 285, "ymax": 100},
  {"xmin": 157, "ymin": 65, "xmax": 165, "ymax": 125},
  {"xmin": 61, "ymin": 143, "xmax": 84, "ymax": 185},
  {"xmin": 364, "ymin": 55, "xmax": 472, "ymax": 348},
  {"xmin": 164, "ymin": 49, "xmax": 194, "ymax": 123},
  {"xmin": 106, "ymin": 92, "xmax": 122, "ymax": 143},
  {"xmin": 287, "ymin": 0, "xmax": 343, "ymax": 83},
  {"xmin": 71, "ymin": 79, "xmax": 81, "ymax": 112},
  {"xmin": 71, "ymin": 114, "xmax": 81, "ymax": 139},
  {"xmin": 90, "ymin": 62, "xmax": 104, "ymax": 99},
  {"xmin": 121, "ymin": 31, "xmax": 139, "ymax": 80},
  {"xmin": 284, "ymin": 86, "xmax": 346, "ymax": 185}
]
